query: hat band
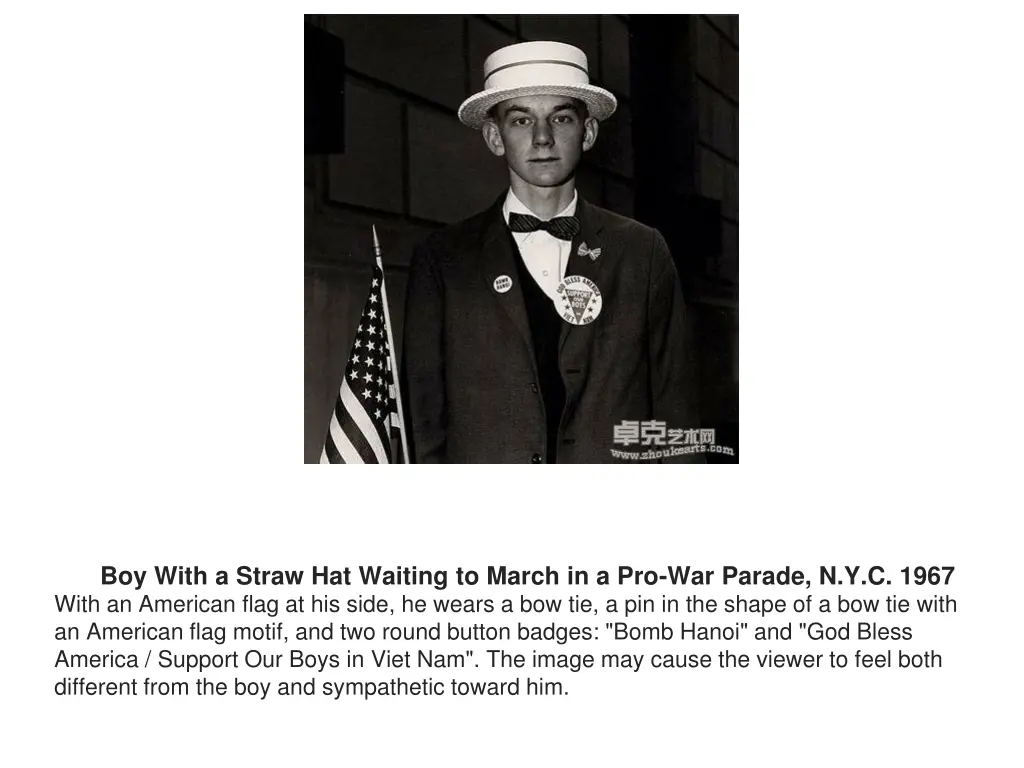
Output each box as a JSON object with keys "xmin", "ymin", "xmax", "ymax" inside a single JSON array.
[{"xmin": 484, "ymin": 58, "xmax": 590, "ymax": 89}]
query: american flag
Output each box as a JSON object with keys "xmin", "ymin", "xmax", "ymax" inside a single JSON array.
[{"xmin": 320, "ymin": 262, "xmax": 406, "ymax": 463}]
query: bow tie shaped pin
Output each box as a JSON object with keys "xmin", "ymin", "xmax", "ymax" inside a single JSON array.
[{"xmin": 577, "ymin": 241, "xmax": 602, "ymax": 261}]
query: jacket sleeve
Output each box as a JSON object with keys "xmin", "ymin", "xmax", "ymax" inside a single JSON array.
[
  {"xmin": 401, "ymin": 239, "xmax": 447, "ymax": 462},
  {"xmin": 648, "ymin": 229, "xmax": 704, "ymax": 463}
]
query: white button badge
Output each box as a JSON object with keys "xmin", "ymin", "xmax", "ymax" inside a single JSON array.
[{"xmin": 555, "ymin": 275, "xmax": 603, "ymax": 326}]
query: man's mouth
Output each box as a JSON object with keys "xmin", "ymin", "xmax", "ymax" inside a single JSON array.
[{"xmin": 529, "ymin": 158, "xmax": 559, "ymax": 164}]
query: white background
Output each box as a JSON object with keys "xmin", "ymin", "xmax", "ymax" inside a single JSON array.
[{"xmin": 3, "ymin": 5, "xmax": 1023, "ymax": 767}]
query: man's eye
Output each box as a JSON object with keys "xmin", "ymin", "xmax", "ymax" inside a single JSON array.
[
  {"xmin": 553, "ymin": 114, "xmax": 574, "ymax": 124},
  {"xmin": 512, "ymin": 117, "xmax": 531, "ymax": 126}
]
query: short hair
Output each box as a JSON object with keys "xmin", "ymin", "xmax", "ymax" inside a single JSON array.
[{"xmin": 486, "ymin": 97, "xmax": 590, "ymax": 123}]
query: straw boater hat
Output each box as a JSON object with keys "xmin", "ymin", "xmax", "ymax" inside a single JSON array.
[{"xmin": 458, "ymin": 41, "xmax": 617, "ymax": 130}]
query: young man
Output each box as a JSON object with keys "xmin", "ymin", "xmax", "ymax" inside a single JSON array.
[{"xmin": 402, "ymin": 41, "xmax": 700, "ymax": 463}]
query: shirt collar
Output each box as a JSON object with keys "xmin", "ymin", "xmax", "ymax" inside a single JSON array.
[{"xmin": 502, "ymin": 188, "xmax": 578, "ymax": 225}]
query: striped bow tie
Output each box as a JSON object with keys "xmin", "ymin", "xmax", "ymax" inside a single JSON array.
[{"xmin": 508, "ymin": 212, "xmax": 580, "ymax": 241}]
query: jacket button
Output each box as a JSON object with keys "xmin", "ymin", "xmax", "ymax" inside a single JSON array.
[
  {"xmin": 529, "ymin": 383, "xmax": 539, "ymax": 393},
  {"xmin": 531, "ymin": 453, "xmax": 543, "ymax": 464}
]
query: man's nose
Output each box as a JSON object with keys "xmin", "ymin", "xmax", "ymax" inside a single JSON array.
[{"xmin": 532, "ymin": 121, "xmax": 553, "ymax": 147}]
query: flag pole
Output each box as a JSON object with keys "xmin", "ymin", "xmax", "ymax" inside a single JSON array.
[{"xmin": 374, "ymin": 226, "xmax": 411, "ymax": 463}]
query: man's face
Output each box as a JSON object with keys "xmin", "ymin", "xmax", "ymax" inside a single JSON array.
[{"xmin": 483, "ymin": 94, "xmax": 598, "ymax": 189}]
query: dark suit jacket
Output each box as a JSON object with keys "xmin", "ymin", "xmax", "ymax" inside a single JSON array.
[{"xmin": 402, "ymin": 196, "xmax": 701, "ymax": 463}]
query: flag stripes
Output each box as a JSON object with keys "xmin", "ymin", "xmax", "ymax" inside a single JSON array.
[{"xmin": 339, "ymin": 379, "xmax": 388, "ymax": 463}]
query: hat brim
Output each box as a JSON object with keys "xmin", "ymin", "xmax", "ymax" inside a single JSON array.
[{"xmin": 458, "ymin": 84, "xmax": 617, "ymax": 129}]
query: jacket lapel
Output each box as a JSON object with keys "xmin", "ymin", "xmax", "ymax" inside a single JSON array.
[{"xmin": 478, "ymin": 198, "xmax": 539, "ymax": 372}]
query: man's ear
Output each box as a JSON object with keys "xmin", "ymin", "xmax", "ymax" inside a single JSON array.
[
  {"xmin": 582, "ymin": 116, "xmax": 599, "ymax": 152},
  {"xmin": 482, "ymin": 121, "xmax": 506, "ymax": 157}
]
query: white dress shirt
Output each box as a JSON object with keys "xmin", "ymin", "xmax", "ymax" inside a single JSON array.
[{"xmin": 502, "ymin": 189, "xmax": 578, "ymax": 303}]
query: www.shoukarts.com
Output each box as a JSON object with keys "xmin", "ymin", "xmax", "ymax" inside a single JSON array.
[{"xmin": 610, "ymin": 445, "xmax": 736, "ymax": 461}]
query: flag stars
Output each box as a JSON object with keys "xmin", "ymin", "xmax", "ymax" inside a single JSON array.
[{"xmin": 368, "ymin": 309, "xmax": 377, "ymax": 320}]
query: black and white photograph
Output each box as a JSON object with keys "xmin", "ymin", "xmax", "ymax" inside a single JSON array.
[{"xmin": 305, "ymin": 15, "xmax": 739, "ymax": 463}]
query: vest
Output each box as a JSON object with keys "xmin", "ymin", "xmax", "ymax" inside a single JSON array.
[{"xmin": 508, "ymin": 230, "xmax": 565, "ymax": 463}]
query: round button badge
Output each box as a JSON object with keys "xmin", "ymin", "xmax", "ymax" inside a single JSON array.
[
  {"xmin": 493, "ymin": 275, "xmax": 513, "ymax": 294},
  {"xmin": 555, "ymin": 275, "xmax": 603, "ymax": 326}
]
